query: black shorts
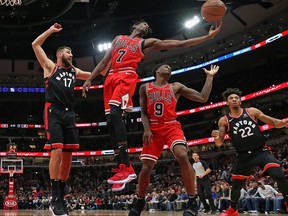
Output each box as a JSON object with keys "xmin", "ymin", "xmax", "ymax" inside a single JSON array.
[
  {"xmin": 232, "ymin": 149, "xmax": 280, "ymax": 180},
  {"xmin": 44, "ymin": 103, "xmax": 80, "ymax": 150}
]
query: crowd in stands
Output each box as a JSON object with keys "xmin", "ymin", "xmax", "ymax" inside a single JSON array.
[{"xmin": 0, "ymin": 139, "xmax": 287, "ymax": 213}]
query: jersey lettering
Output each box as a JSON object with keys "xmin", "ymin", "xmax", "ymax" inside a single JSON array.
[
  {"xmin": 154, "ymin": 102, "xmax": 164, "ymax": 116},
  {"xmin": 239, "ymin": 127, "xmax": 254, "ymax": 138},
  {"xmin": 116, "ymin": 50, "xmax": 127, "ymax": 62}
]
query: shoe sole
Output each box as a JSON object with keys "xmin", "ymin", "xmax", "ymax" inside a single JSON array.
[
  {"xmin": 49, "ymin": 206, "xmax": 67, "ymax": 216},
  {"xmin": 108, "ymin": 174, "xmax": 137, "ymax": 184},
  {"xmin": 112, "ymin": 183, "xmax": 126, "ymax": 192},
  {"xmin": 128, "ymin": 208, "xmax": 141, "ymax": 216},
  {"xmin": 64, "ymin": 194, "xmax": 71, "ymax": 200},
  {"xmin": 183, "ymin": 209, "xmax": 198, "ymax": 216}
]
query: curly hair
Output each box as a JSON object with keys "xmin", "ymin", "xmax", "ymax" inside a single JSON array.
[{"xmin": 222, "ymin": 88, "xmax": 242, "ymax": 101}]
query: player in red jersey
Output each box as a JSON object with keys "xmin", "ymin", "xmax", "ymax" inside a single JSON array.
[
  {"xmin": 82, "ymin": 20, "xmax": 222, "ymax": 192},
  {"xmin": 128, "ymin": 63, "xmax": 219, "ymax": 216}
]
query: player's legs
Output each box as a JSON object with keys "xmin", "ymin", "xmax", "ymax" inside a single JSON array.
[
  {"xmin": 167, "ymin": 122, "xmax": 197, "ymax": 216},
  {"xmin": 105, "ymin": 73, "xmax": 139, "ymax": 186},
  {"xmin": 220, "ymin": 155, "xmax": 253, "ymax": 216},
  {"xmin": 173, "ymin": 144, "xmax": 198, "ymax": 216},
  {"xmin": 128, "ymin": 159, "xmax": 155, "ymax": 216},
  {"xmin": 256, "ymin": 151, "xmax": 288, "ymax": 209},
  {"xmin": 138, "ymin": 159, "xmax": 156, "ymax": 198},
  {"xmin": 230, "ymin": 179, "xmax": 247, "ymax": 210},
  {"xmin": 107, "ymin": 105, "xmax": 136, "ymax": 186},
  {"xmin": 109, "ymin": 105, "xmax": 129, "ymax": 166},
  {"xmin": 173, "ymin": 144, "xmax": 195, "ymax": 196},
  {"xmin": 266, "ymin": 167, "xmax": 288, "ymax": 206},
  {"xmin": 106, "ymin": 113, "xmax": 120, "ymax": 165}
]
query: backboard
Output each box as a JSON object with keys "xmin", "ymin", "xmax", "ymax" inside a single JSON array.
[{"xmin": 0, "ymin": 159, "xmax": 23, "ymax": 175}]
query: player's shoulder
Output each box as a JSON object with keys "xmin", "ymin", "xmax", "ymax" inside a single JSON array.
[{"xmin": 139, "ymin": 83, "xmax": 147, "ymax": 90}]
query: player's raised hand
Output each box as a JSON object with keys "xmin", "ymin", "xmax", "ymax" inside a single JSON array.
[
  {"xmin": 203, "ymin": 64, "xmax": 219, "ymax": 76},
  {"xmin": 51, "ymin": 23, "xmax": 62, "ymax": 33}
]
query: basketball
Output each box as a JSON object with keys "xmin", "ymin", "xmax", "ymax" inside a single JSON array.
[
  {"xmin": 201, "ymin": 0, "xmax": 226, "ymax": 22},
  {"xmin": 54, "ymin": 23, "xmax": 61, "ymax": 29}
]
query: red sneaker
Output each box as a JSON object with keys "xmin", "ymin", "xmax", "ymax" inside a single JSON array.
[
  {"xmin": 107, "ymin": 163, "xmax": 137, "ymax": 184},
  {"xmin": 112, "ymin": 183, "xmax": 126, "ymax": 192},
  {"xmin": 219, "ymin": 208, "xmax": 239, "ymax": 216}
]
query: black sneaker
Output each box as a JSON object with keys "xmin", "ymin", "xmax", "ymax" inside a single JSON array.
[
  {"xmin": 49, "ymin": 198, "xmax": 67, "ymax": 216},
  {"xmin": 63, "ymin": 201, "xmax": 69, "ymax": 216},
  {"xmin": 204, "ymin": 208, "xmax": 211, "ymax": 214},
  {"xmin": 183, "ymin": 199, "xmax": 198, "ymax": 216},
  {"xmin": 211, "ymin": 210, "xmax": 218, "ymax": 214},
  {"xmin": 128, "ymin": 198, "xmax": 146, "ymax": 216}
]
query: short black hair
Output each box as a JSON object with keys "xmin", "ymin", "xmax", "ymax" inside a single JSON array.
[
  {"xmin": 129, "ymin": 19, "xmax": 152, "ymax": 36},
  {"xmin": 222, "ymin": 88, "xmax": 242, "ymax": 101},
  {"xmin": 56, "ymin": 46, "xmax": 72, "ymax": 55},
  {"xmin": 152, "ymin": 63, "xmax": 167, "ymax": 78}
]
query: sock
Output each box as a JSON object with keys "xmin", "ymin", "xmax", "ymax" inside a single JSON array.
[
  {"xmin": 59, "ymin": 180, "xmax": 66, "ymax": 201},
  {"xmin": 114, "ymin": 152, "xmax": 120, "ymax": 166},
  {"xmin": 119, "ymin": 144, "xmax": 129, "ymax": 167},
  {"xmin": 231, "ymin": 201, "xmax": 237, "ymax": 210},
  {"xmin": 51, "ymin": 179, "xmax": 59, "ymax": 202}
]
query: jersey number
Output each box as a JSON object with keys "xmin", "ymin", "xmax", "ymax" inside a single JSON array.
[
  {"xmin": 239, "ymin": 127, "xmax": 254, "ymax": 138},
  {"xmin": 116, "ymin": 50, "xmax": 127, "ymax": 62},
  {"xmin": 63, "ymin": 78, "xmax": 73, "ymax": 88},
  {"xmin": 154, "ymin": 102, "xmax": 164, "ymax": 116}
]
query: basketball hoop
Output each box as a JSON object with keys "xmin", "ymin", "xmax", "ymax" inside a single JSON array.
[
  {"xmin": 8, "ymin": 166, "xmax": 15, "ymax": 177},
  {"xmin": 0, "ymin": 0, "xmax": 22, "ymax": 6}
]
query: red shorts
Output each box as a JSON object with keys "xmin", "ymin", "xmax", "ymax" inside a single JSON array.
[
  {"xmin": 140, "ymin": 121, "xmax": 187, "ymax": 162},
  {"xmin": 103, "ymin": 71, "xmax": 138, "ymax": 115}
]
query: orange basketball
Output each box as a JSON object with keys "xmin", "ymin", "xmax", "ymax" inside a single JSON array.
[{"xmin": 201, "ymin": 0, "xmax": 226, "ymax": 22}]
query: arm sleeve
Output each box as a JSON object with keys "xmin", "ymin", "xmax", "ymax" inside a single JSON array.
[{"xmin": 200, "ymin": 160, "xmax": 210, "ymax": 170}]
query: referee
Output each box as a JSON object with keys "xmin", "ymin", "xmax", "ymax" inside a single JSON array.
[{"xmin": 192, "ymin": 152, "xmax": 217, "ymax": 214}]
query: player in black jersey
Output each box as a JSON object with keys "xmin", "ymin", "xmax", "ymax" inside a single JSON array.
[
  {"xmin": 32, "ymin": 23, "xmax": 91, "ymax": 216},
  {"xmin": 211, "ymin": 88, "xmax": 288, "ymax": 216}
]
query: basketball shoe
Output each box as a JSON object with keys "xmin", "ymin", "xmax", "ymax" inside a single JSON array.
[
  {"xmin": 112, "ymin": 183, "xmax": 126, "ymax": 192},
  {"xmin": 107, "ymin": 163, "xmax": 137, "ymax": 184},
  {"xmin": 183, "ymin": 198, "xmax": 198, "ymax": 216},
  {"xmin": 49, "ymin": 197, "xmax": 67, "ymax": 216},
  {"xmin": 128, "ymin": 198, "xmax": 146, "ymax": 216},
  {"xmin": 219, "ymin": 207, "xmax": 239, "ymax": 216}
]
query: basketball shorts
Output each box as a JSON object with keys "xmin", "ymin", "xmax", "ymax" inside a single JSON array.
[
  {"xmin": 103, "ymin": 71, "xmax": 138, "ymax": 115},
  {"xmin": 140, "ymin": 121, "xmax": 187, "ymax": 162},
  {"xmin": 232, "ymin": 149, "xmax": 280, "ymax": 180},
  {"xmin": 44, "ymin": 103, "xmax": 80, "ymax": 150}
]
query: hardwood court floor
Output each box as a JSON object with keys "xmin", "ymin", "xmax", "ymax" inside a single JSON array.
[{"xmin": 0, "ymin": 210, "xmax": 283, "ymax": 216}]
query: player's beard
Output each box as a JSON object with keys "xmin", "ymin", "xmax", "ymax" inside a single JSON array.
[{"xmin": 62, "ymin": 56, "xmax": 72, "ymax": 67}]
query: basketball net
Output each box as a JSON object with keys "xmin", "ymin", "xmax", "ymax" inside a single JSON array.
[
  {"xmin": 0, "ymin": 0, "xmax": 22, "ymax": 6},
  {"xmin": 8, "ymin": 168, "xmax": 15, "ymax": 178}
]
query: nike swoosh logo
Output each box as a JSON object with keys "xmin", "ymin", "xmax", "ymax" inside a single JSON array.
[{"xmin": 229, "ymin": 118, "xmax": 234, "ymax": 122}]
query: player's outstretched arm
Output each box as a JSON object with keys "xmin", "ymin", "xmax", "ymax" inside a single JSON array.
[
  {"xmin": 82, "ymin": 38, "xmax": 114, "ymax": 97},
  {"xmin": 177, "ymin": 65, "xmax": 219, "ymax": 102},
  {"xmin": 248, "ymin": 107, "xmax": 288, "ymax": 128},
  {"xmin": 144, "ymin": 22, "xmax": 222, "ymax": 52},
  {"xmin": 32, "ymin": 23, "xmax": 62, "ymax": 76}
]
